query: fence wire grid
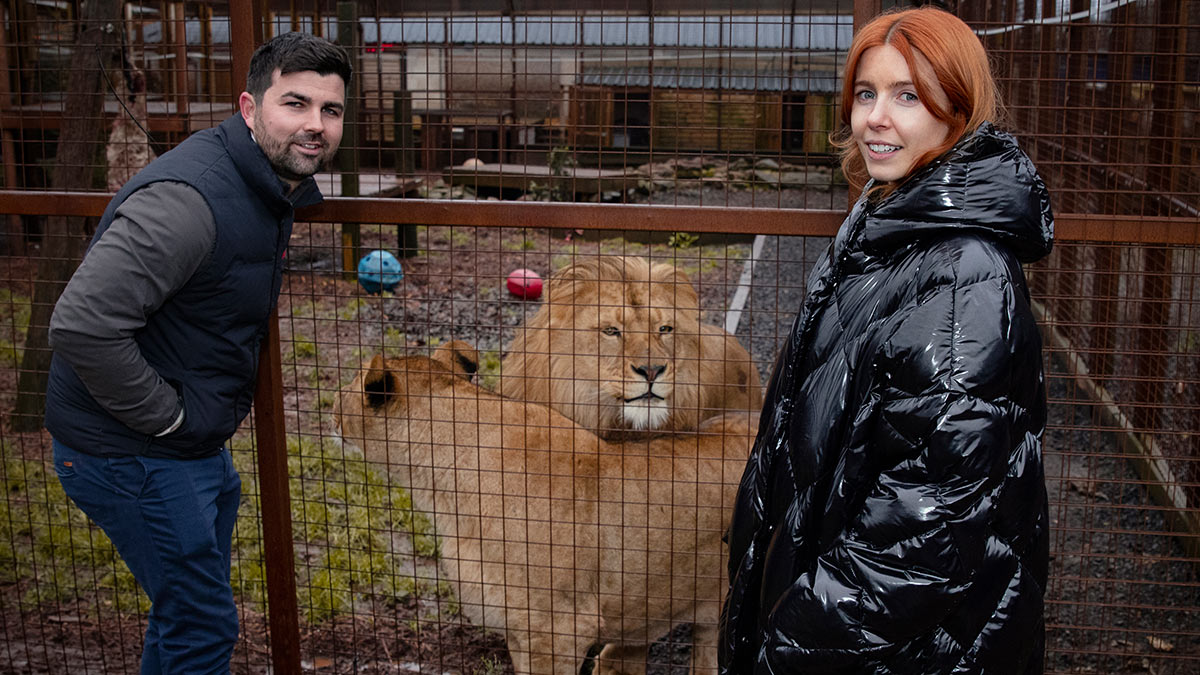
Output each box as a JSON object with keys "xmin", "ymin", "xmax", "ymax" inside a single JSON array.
[{"xmin": 0, "ymin": 1, "xmax": 1196, "ymax": 674}]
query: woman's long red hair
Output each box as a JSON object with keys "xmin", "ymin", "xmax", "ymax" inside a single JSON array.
[{"xmin": 835, "ymin": 8, "xmax": 1000, "ymax": 196}]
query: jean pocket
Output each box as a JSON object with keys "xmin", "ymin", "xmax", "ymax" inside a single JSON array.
[
  {"xmin": 52, "ymin": 461, "xmax": 76, "ymax": 481},
  {"xmin": 51, "ymin": 441, "xmax": 80, "ymax": 480},
  {"xmin": 104, "ymin": 456, "xmax": 148, "ymax": 500}
]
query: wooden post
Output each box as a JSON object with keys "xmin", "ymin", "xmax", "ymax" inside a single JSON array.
[
  {"xmin": 847, "ymin": 0, "xmax": 882, "ymax": 206},
  {"xmin": 231, "ymin": 2, "xmax": 304, "ymax": 674},
  {"xmin": 11, "ymin": 0, "xmax": 124, "ymax": 431},
  {"xmin": 337, "ymin": 1, "xmax": 360, "ymax": 279},
  {"xmin": 393, "ymin": 85, "xmax": 418, "ymax": 258},
  {"xmin": 252, "ymin": 309, "xmax": 303, "ymax": 675},
  {"xmin": 229, "ymin": 0, "xmax": 264, "ymax": 96},
  {"xmin": 394, "ymin": 89, "xmax": 414, "ymax": 175},
  {"xmin": 169, "ymin": 2, "xmax": 190, "ymax": 124},
  {"xmin": 0, "ymin": 8, "xmax": 24, "ymax": 254}
]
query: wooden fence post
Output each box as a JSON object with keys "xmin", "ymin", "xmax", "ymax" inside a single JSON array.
[
  {"xmin": 338, "ymin": 1, "xmax": 361, "ymax": 279},
  {"xmin": 233, "ymin": 1, "xmax": 304, "ymax": 672}
]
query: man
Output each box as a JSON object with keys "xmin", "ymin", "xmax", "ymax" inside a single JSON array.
[{"xmin": 44, "ymin": 32, "xmax": 351, "ymax": 674}]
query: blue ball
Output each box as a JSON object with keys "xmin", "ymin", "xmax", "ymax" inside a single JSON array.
[{"xmin": 357, "ymin": 249, "xmax": 403, "ymax": 294}]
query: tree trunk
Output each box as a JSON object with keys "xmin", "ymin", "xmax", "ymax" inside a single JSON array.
[{"xmin": 11, "ymin": 0, "xmax": 125, "ymax": 432}]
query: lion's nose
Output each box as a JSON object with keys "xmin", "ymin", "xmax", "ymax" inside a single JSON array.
[{"xmin": 632, "ymin": 364, "xmax": 666, "ymax": 382}]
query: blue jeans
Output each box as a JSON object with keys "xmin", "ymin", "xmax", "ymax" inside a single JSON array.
[{"xmin": 52, "ymin": 439, "xmax": 241, "ymax": 675}]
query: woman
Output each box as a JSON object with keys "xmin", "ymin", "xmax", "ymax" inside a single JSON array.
[{"xmin": 719, "ymin": 8, "xmax": 1053, "ymax": 674}]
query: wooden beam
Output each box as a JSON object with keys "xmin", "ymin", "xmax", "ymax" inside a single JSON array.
[{"xmin": 0, "ymin": 191, "xmax": 1197, "ymax": 245}]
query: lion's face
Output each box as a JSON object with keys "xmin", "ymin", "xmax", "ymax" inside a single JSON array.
[
  {"xmin": 559, "ymin": 289, "xmax": 703, "ymax": 433},
  {"xmin": 501, "ymin": 257, "xmax": 708, "ymax": 436}
]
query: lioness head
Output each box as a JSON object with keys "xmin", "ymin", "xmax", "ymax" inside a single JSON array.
[
  {"xmin": 500, "ymin": 256, "xmax": 711, "ymax": 436},
  {"xmin": 335, "ymin": 343, "xmax": 476, "ymax": 448}
]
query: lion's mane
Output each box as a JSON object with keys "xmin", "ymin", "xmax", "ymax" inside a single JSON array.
[{"xmin": 500, "ymin": 256, "xmax": 762, "ymax": 438}]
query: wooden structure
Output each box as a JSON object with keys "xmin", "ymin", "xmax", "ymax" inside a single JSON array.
[
  {"xmin": 569, "ymin": 79, "xmax": 837, "ymax": 157},
  {"xmin": 0, "ymin": 3, "xmax": 852, "ymax": 190},
  {"xmin": 443, "ymin": 161, "xmax": 635, "ymax": 197}
]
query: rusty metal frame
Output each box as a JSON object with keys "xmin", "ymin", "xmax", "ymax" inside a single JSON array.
[{"xmin": 0, "ymin": 191, "xmax": 1196, "ymax": 244}]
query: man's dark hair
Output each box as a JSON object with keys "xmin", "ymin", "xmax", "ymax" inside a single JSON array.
[{"xmin": 245, "ymin": 32, "xmax": 353, "ymax": 100}]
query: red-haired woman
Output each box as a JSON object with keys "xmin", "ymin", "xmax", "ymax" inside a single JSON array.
[{"xmin": 720, "ymin": 7, "xmax": 1053, "ymax": 674}]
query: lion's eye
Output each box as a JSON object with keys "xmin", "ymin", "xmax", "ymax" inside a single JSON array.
[
  {"xmin": 659, "ymin": 325, "xmax": 674, "ymax": 334},
  {"xmin": 602, "ymin": 326, "xmax": 621, "ymax": 337}
]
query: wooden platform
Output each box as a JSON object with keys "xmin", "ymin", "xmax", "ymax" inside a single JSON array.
[
  {"xmin": 443, "ymin": 162, "xmax": 636, "ymax": 196},
  {"xmin": 0, "ymin": 99, "xmax": 235, "ymax": 133}
]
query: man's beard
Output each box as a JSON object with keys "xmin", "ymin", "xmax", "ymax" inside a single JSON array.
[{"xmin": 255, "ymin": 117, "xmax": 332, "ymax": 183}]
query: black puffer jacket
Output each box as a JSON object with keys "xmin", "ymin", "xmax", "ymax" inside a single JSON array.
[{"xmin": 720, "ymin": 123, "xmax": 1054, "ymax": 674}]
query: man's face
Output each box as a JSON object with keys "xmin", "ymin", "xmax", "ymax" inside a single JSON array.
[{"xmin": 239, "ymin": 68, "xmax": 346, "ymax": 189}]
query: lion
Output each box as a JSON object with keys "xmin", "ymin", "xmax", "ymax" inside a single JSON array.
[
  {"xmin": 335, "ymin": 342, "xmax": 756, "ymax": 675},
  {"xmin": 500, "ymin": 256, "xmax": 763, "ymax": 439}
]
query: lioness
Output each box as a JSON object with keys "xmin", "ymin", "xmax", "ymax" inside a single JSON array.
[
  {"xmin": 500, "ymin": 256, "xmax": 762, "ymax": 439},
  {"xmin": 335, "ymin": 344, "xmax": 755, "ymax": 675}
]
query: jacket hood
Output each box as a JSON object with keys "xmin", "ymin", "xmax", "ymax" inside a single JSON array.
[{"xmin": 861, "ymin": 122, "xmax": 1054, "ymax": 264}]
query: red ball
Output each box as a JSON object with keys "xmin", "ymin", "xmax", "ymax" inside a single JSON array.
[{"xmin": 506, "ymin": 268, "xmax": 543, "ymax": 300}]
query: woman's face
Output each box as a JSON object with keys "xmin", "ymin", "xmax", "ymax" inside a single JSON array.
[{"xmin": 851, "ymin": 44, "xmax": 951, "ymax": 184}]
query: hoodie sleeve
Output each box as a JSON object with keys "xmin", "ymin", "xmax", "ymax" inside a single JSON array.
[
  {"xmin": 761, "ymin": 240, "xmax": 1044, "ymax": 672},
  {"xmin": 48, "ymin": 181, "xmax": 215, "ymax": 435}
]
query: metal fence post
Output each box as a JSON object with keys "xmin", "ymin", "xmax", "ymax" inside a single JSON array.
[
  {"xmin": 338, "ymin": 1, "xmax": 361, "ymax": 279},
  {"xmin": 253, "ymin": 310, "xmax": 303, "ymax": 674},
  {"xmin": 232, "ymin": 0, "xmax": 303, "ymax": 672}
]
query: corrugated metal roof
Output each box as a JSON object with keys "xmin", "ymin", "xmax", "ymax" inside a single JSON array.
[
  {"xmin": 364, "ymin": 15, "xmax": 852, "ymax": 51},
  {"xmin": 136, "ymin": 14, "xmax": 849, "ymax": 51},
  {"xmin": 580, "ymin": 66, "xmax": 839, "ymax": 93}
]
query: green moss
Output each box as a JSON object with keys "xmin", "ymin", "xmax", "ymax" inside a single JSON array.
[
  {"xmin": 278, "ymin": 435, "xmax": 438, "ymax": 623},
  {"xmin": 382, "ymin": 327, "xmax": 407, "ymax": 359},
  {"xmin": 290, "ymin": 299, "xmax": 318, "ymax": 318},
  {"xmin": 339, "ymin": 298, "xmax": 369, "ymax": 320},
  {"xmin": 0, "ymin": 430, "xmax": 442, "ymax": 627},
  {"xmin": 550, "ymin": 244, "xmax": 582, "ymax": 272},
  {"xmin": 290, "ymin": 336, "xmax": 318, "ymax": 360},
  {"xmin": 0, "ymin": 290, "xmax": 31, "ymax": 366},
  {"xmin": 0, "ymin": 447, "xmax": 148, "ymax": 612},
  {"xmin": 449, "ymin": 228, "xmax": 473, "ymax": 248},
  {"xmin": 668, "ymin": 232, "xmax": 700, "ymax": 249},
  {"xmin": 475, "ymin": 656, "xmax": 507, "ymax": 674},
  {"xmin": 477, "ymin": 350, "xmax": 503, "ymax": 391}
]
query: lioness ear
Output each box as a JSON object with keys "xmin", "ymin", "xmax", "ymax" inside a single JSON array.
[
  {"xmin": 361, "ymin": 354, "xmax": 400, "ymax": 411},
  {"xmin": 432, "ymin": 340, "xmax": 479, "ymax": 381}
]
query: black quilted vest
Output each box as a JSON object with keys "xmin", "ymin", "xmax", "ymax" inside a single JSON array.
[{"xmin": 45, "ymin": 114, "xmax": 322, "ymax": 458}]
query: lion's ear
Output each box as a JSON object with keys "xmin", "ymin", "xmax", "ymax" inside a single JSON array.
[
  {"xmin": 432, "ymin": 340, "xmax": 479, "ymax": 381},
  {"xmin": 649, "ymin": 262, "xmax": 700, "ymax": 309},
  {"xmin": 545, "ymin": 262, "xmax": 589, "ymax": 305},
  {"xmin": 649, "ymin": 260, "xmax": 694, "ymax": 288},
  {"xmin": 361, "ymin": 354, "xmax": 401, "ymax": 411}
]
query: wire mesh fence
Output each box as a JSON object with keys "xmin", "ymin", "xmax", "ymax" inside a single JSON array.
[{"xmin": 0, "ymin": 0, "xmax": 1195, "ymax": 673}]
